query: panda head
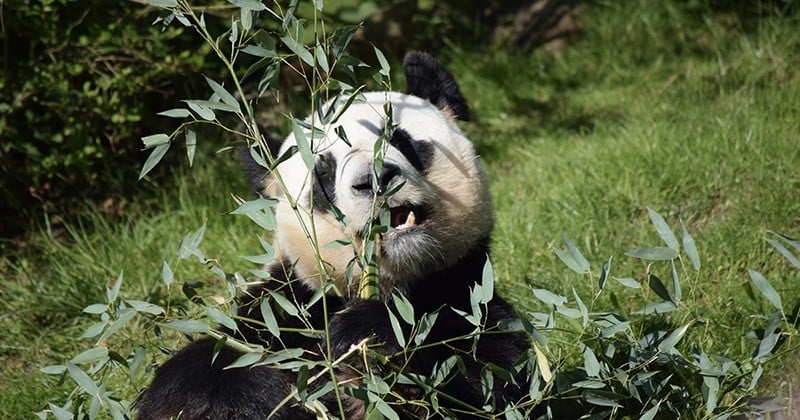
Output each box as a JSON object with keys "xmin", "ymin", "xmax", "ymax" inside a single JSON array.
[{"xmin": 247, "ymin": 52, "xmax": 492, "ymax": 297}]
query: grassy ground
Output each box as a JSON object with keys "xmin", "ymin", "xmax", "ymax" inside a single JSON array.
[
  {"xmin": 1, "ymin": 1, "xmax": 798, "ymax": 418},
  {"xmin": 456, "ymin": 1, "xmax": 800, "ymax": 414}
]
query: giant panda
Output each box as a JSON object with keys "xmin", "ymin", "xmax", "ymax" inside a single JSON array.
[{"xmin": 136, "ymin": 52, "xmax": 532, "ymax": 419}]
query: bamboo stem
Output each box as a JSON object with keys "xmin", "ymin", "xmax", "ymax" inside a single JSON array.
[{"xmin": 359, "ymin": 234, "xmax": 381, "ymax": 300}]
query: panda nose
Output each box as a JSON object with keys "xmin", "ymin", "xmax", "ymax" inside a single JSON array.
[{"xmin": 351, "ymin": 163, "xmax": 400, "ymax": 195}]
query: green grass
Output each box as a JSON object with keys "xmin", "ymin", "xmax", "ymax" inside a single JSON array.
[
  {"xmin": 453, "ymin": 0, "xmax": 800, "ymax": 413},
  {"xmin": 1, "ymin": 1, "xmax": 799, "ymax": 417},
  {"xmin": 0, "ymin": 156, "xmax": 261, "ymax": 417}
]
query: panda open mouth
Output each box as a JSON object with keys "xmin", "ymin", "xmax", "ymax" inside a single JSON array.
[{"xmin": 389, "ymin": 205, "xmax": 426, "ymax": 231}]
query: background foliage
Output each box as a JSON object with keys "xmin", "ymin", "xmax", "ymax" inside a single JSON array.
[
  {"xmin": 0, "ymin": 0, "xmax": 228, "ymax": 236},
  {"xmin": 0, "ymin": 0, "xmax": 588, "ymax": 238}
]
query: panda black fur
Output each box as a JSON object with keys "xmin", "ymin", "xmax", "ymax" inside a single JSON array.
[{"xmin": 136, "ymin": 52, "xmax": 531, "ymax": 419}]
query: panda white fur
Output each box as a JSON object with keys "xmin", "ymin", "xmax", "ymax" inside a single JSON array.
[{"xmin": 136, "ymin": 52, "xmax": 530, "ymax": 419}]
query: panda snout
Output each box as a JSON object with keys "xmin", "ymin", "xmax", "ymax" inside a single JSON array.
[{"xmin": 350, "ymin": 163, "xmax": 401, "ymax": 196}]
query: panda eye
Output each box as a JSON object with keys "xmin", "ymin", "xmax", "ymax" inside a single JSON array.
[
  {"xmin": 389, "ymin": 128, "xmax": 434, "ymax": 172},
  {"xmin": 312, "ymin": 153, "xmax": 337, "ymax": 211}
]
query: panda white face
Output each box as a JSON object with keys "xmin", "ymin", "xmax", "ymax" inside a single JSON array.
[{"xmin": 257, "ymin": 54, "xmax": 492, "ymax": 297}]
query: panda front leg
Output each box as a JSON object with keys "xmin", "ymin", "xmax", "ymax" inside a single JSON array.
[
  {"xmin": 326, "ymin": 299, "xmax": 494, "ymax": 418},
  {"xmin": 136, "ymin": 337, "xmax": 315, "ymax": 420},
  {"xmin": 327, "ymin": 299, "xmax": 402, "ymax": 360}
]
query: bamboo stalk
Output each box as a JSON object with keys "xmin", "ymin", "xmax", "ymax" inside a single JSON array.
[{"xmin": 359, "ymin": 234, "xmax": 381, "ymax": 300}]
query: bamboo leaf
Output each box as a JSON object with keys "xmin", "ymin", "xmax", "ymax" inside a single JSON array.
[
  {"xmin": 769, "ymin": 231, "xmax": 800, "ymax": 253},
  {"xmin": 241, "ymin": 45, "xmax": 277, "ymax": 58},
  {"xmin": 66, "ymin": 363, "xmax": 98, "ymax": 395},
  {"xmin": 374, "ymin": 46, "xmax": 390, "ymax": 76},
  {"xmin": 280, "ymin": 34, "xmax": 314, "ymax": 66},
  {"xmin": 584, "ymin": 392, "xmax": 622, "ymax": 408},
  {"xmin": 228, "ymin": 0, "xmax": 267, "ymax": 11},
  {"xmin": 260, "ymin": 348, "xmax": 303, "ymax": 365},
  {"xmin": 186, "ymin": 129, "xmax": 197, "ymax": 167},
  {"xmin": 70, "ymin": 347, "xmax": 109, "ymax": 365},
  {"xmin": 178, "ymin": 225, "xmax": 206, "ymax": 260},
  {"xmin": 204, "ymin": 77, "xmax": 240, "ymax": 110},
  {"xmin": 331, "ymin": 25, "xmax": 358, "ymax": 59},
  {"xmin": 480, "ymin": 258, "xmax": 495, "ymax": 303},
  {"xmin": 157, "ymin": 108, "xmax": 191, "ymax": 118},
  {"xmin": 598, "ymin": 256, "xmax": 612, "ymax": 290},
  {"xmin": 141, "ymin": 133, "xmax": 170, "ymax": 149},
  {"xmin": 582, "ymin": 344, "xmax": 601, "ymax": 377},
  {"xmin": 184, "ymin": 99, "xmax": 238, "ymax": 113},
  {"xmin": 626, "ymin": 247, "xmax": 679, "ymax": 261},
  {"xmin": 205, "ymin": 307, "xmax": 237, "ymax": 331},
  {"xmin": 387, "ymin": 309, "xmax": 406, "ymax": 348},
  {"xmin": 648, "ymin": 207, "xmax": 680, "ymax": 251},
  {"xmin": 754, "ymin": 331, "xmax": 780, "ymax": 360},
  {"xmin": 640, "ymin": 403, "xmax": 660, "ymax": 420},
  {"xmin": 703, "ymin": 376, "xmax": 719, "ymax": 414},
  {"xmin": 314, "ymin": 45, "xmax": 329, "ymax": 73},
  {"xmin": 107, "ymin": 271, "xmax": 123, "ymax": 303},
  {"xmin": 681, "ymin": 222, "xmax": 701, "ymax": 270},
  {"xmin": 766, "ymin": 238, "xmax": 800, "ymax": 268},
  {"xmin": 240, "ymin": 7, "xmax": 252, "ymax": 31},
  {"xmin": 613, "ymin": 277, "xmax": 642, "ymax": 289},
  {"xmin": 159, "ymin": 319, "xmax": 209, "ymax": 334},
  {"xmin": 748, "ymin": 269, "xmax": 783, "ymax": 310},
  {"xmin": 268, "ymin": 291, "xmax": 299, "ymax": 317},
  {"xmin": 83, "ymin": 303, "xmax": 108, "ymax": 315},
  {"xmin": 532, "ymin": 288, "xmax": 567, "ymax": 307},
  {"xmin": 162, "ymin": 261, "xmax": 174, "ymax": 287},
  {"xmin": 41, "ymin": 365, "xmax": 66, "ymax": 375},
  {"xmin": 601, "ymin": 321, "xmax": 630, "ymax": 338},
  {"xmin": 225, "ymin": 351, "xmax": 263, "ymax": 370},
  {"xmin": 291, "ymin": 119, "xmax": 314, "ymax": 170},
  {"xmin": 185, "ymin": 101, "xmax": 216, "ymax": 120},
  {"xmin": 259, "ymin": 297, "xmax": 281, "ymax": 338},
  {"xmin": 555, "ymin": 304, "xmax": 581, "ymax": 318},
  {"xmin": 671, "ymin": 259, "xmax": 682, "ymax": 303},
  {"xmin": 562, "ymin": 232, "xmax": 590, "ymax": 273},
  {"xmin": 97, "ymin": 310, "xmax": 136, "ymax": 343},
  {"xmin": 230, "ymin": 197, "xmax": 277, "ymax": 231},
  {"xmin": 80, "ymin": 321, "xmax": 107, "ymax": 340},
  {"xmin": 392, "ymin": 293, "xmax": 415, "ymax": 325},
  {"xmin": 126, "ymin": 300, "xmax": 164, "ymax": 315},
  {"xmin": 414, "ymin": 311, "xmax": 438, "ymax": 346},
  {"xmin": 554, "ymin": 248, "xmax": 585, "ymax": 274},
  {"xmin": 533, "ymin": 343, "xmax": 552, "ymax": 383},
  {"xmin": 658, "ymin": 322, "xmax": 692, "ymax": 353},
  {"xmin": 330, "ymin": 86, "xmax": 365, "ymax": 125},
  {"xmin": 573, "ymin": 288, "xmax": 588, "ymax": 327},
  {"xmin": 130, "ymin": 346, "xmax": 146, "ymax": 380},
  {"xmin": 747, "ymin": 365, "xmax": 764, "ymax": 391},
  {"xmin": 648, "ymin": 274, "xmax": 673, "ymax": 303},
  {"xmin": 146, "ymin": 0, "xmax": 178, "ymax": 7},
  {"xmin": 634, "ymin": 300, "xmax": 677, "ymax": 315},
  {"xmin": 139, "ymin": 143, "xmax": 170, "ymax": 180},
  {"xmin": 374, "ymin": 399, "xmax": 399, "ymax": 420}
]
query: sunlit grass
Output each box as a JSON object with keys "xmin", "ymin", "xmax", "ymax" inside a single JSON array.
[
  {"xmin": 450, "ymin": 1, "xmax": 800, "ymax": 413},
  {"xmin": 0, "ymin": 152, "xmax": 260, "ymax": 417}
]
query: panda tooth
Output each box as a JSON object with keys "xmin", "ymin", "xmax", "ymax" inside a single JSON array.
[{"xmin": 405, "ymin": 210, "xmax": 416, "ymax": 227}]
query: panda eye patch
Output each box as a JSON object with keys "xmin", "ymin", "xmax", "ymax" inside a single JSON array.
[
  {"xmin": 389, "ymin": 128, "xmax": 433, "ymax": 172},
  {"xmin": 312, "ymin": 153, "xmax": 337, "ymax": 211}
]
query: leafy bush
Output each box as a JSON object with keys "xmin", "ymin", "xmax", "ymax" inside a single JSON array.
[
  {"xmin": 36, "ymin": 1, "xmax": 798, "ymax": 419},
  {"xmin": 0, "ymin": 0, "xmax": 228, "ymax": 236}
]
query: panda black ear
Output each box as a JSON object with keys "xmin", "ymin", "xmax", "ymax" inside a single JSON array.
[
  {"xmin": 403, "ymin": 52, "xmax": 470, "ymax": 121},
  {"xmin": 239, "ymin": 123, "xmax": 283, "ymax": 197}
]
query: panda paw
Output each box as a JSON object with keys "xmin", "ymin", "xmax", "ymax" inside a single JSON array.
[{"xmin": 328, "ymin": 299, "xmax": 404, "ymax": 359}]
